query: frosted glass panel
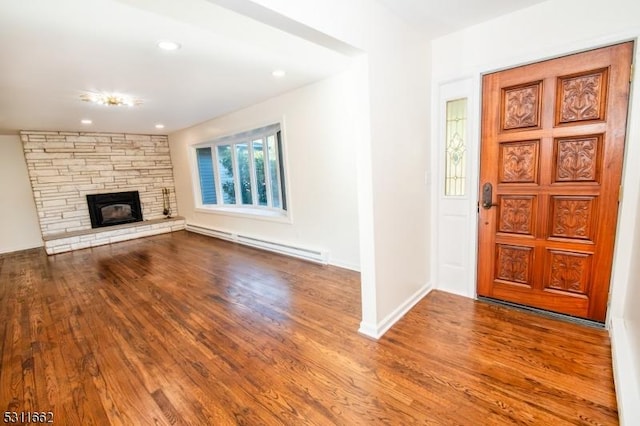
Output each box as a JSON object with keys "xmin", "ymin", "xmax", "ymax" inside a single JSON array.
[{"xmin": 445, "ymin": 98, "xmax": 467, "ymax": 196}]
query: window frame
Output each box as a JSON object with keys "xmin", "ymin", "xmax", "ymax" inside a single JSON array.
[{"xmin": 190, "ymin": 122, "xmax": 290, "ymax": 222}]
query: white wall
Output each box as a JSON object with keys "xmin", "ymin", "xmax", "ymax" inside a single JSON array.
[
  {"xmin": 366, "ymin": 40, "xmax": 431, "ymax": 335},
  {"xmin": 615, "ymin": 186, "xmax": 640, "ymax": 422},
  {"xmin": 0, "ymin": 134, "xmax": 42, "ymax": 253},
  {"xmin": 169, "ymin": 70, "xmax": 361, "ymax": 270},
  {"xmin": 431, "ymin": 0, "xmax": 640, "ymax": 422},
  {"xmin": 235, "ymin": 0, "xmax": 432, "ymax": 337}
]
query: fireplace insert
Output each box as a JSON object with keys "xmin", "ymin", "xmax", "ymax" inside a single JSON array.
[{"xmin": 86, "ymin": 191, "xmax": 143, "ymax": 228}]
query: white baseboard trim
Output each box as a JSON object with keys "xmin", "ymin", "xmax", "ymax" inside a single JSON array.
[
  {"xmin": 610, "ymin": 317, "xmax": 640, "ymax": 426},
  {"xmin": 0, "ymin": 241, "xmax": 44, "ymax": 255},
  {"xmin": 358, "ymin": 322, "xmax": 378, "ymax": 339},
  {"xmin": 358, "ymin": 281, "xmax": 432, "ymax": 340},
  {"xmin": 329, "ymin": 258, "xmax": 361, "ymax": 272}
]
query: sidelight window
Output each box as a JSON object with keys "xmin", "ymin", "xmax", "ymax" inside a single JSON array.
[{"xmin": 445, "ymin": 98, "xmax": 468, "ymax": 196}]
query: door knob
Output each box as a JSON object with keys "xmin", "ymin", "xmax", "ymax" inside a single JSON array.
[{"xmin": 482, "ymin": 183, "xmax": 498, "ymax": 209}]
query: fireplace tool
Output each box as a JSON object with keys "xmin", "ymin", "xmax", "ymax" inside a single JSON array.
[{"xmin": 162, "ymin": 188, "xmax": 172, "ymax": 218}]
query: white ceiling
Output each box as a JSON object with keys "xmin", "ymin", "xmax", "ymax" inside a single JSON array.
[
  {"xmin": 0, "ymin": 0, "xmax": 351, "ymax": 135},
  {"xmin": 377, "ymin": 0, "xmax": 548, "ymax": 37},
  {"xmin": 0, "ymin": 0, "xmax": 547, "ymax": 136}
]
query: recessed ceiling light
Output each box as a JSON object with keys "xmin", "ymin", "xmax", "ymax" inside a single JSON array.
[
  {"xmin": 81, "ymin": 119, "xmax": 92, "ymax": 125},
  {"xmin": 272, "ymin": 69, "xmax": 286, "ymax": 78},
  {"xmin": 157, "ymin": 40, "xmax": 181, "ymax": 51},
  {"xmin": 155, "ymin": 124, "xmax": 165, "ymax": 129}
]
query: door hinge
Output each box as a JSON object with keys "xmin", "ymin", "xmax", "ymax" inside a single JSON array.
[{"xmin": 619, "ymin": 185, "xmax": 624, "ymax": 203}]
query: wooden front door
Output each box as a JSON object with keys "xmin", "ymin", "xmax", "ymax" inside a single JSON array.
[{"xmin": 477, "ymin": 42, "xmax": 633, "ymax": 322}]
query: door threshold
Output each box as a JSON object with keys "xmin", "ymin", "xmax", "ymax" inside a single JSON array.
[{"xmin": 477, "ymin": 296, "xmax": 605, "ymax": 329}]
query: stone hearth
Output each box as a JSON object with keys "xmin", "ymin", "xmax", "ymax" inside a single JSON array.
[{"xmin": 43, "ymin": 217, "xmax": 185, "ymax": 254}]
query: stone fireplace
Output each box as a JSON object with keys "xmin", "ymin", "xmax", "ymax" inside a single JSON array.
[{"xmin": 21, "ymin": 131, "xmax": 185, "ymax": 254}]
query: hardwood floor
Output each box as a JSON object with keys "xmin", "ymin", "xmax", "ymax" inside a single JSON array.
[{"xmin": 0, "ymin": 231, "xmax": 617, "ymax": 425}]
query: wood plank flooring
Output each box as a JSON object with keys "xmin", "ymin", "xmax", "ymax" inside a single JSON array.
[{"xmin": 0, "ymin": 231, "xmax": 617, "ymax": 425}]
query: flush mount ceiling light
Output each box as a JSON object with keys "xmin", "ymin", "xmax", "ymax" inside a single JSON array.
[
  {"xmin": 157, "ymin": 40, "xmax": 181, "ymax": 51},
  {"xmin": 272, "ymin": 69, "xmax": 286, "ymax": 78},
  {"xmin": 155, "ymin": 123, "xmax": 165, "ymax": 129},
  {"xmin": 80, "ymin": 92, "xmax": 142, "ymax": 107},
  {"xmin": 80, "ymin": 119, "xmax": 92, "ymax": 124}
]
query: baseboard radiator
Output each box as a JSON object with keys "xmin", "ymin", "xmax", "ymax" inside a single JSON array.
[{"xmin": 185, "ymin": 224, "xmax": 329, "ymax": 265}]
